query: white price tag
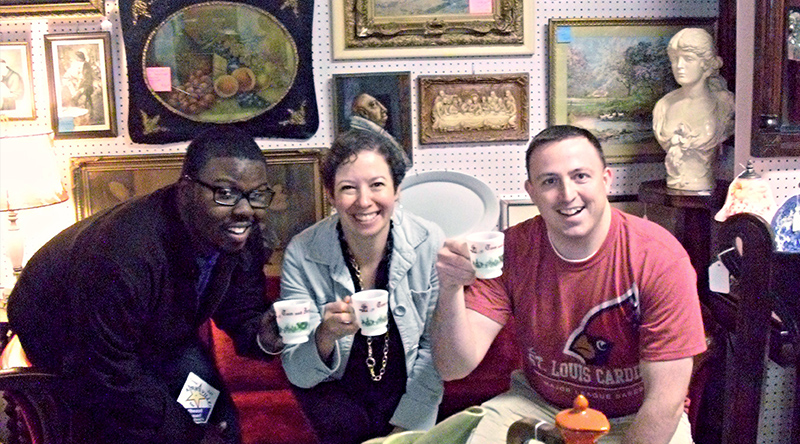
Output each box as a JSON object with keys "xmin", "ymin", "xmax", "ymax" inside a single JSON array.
[
  {"xmin": 792, "ymin": 207, "xmax": 800, "ymax": 232},
  {"xmin": 178, "ymin": 372, "xmax": 219, "ymax": 424},
  {"xmin": 709, "ymin": 260, "xmax": 730, "ymax": 294}
]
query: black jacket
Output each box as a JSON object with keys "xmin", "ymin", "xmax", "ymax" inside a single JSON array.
[{"xmin": 8, "ymin": 184, "xmax": 270, "ymax": 443}]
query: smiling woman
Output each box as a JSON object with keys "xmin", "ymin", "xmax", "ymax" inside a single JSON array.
[{"xmin": 277, "ymin": 129, "xmax": 446, "ymax": 444}]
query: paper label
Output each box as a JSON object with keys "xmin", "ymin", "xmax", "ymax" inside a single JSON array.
[
  {"xmin": 708, "ymin": 260, "xmax": 730, "ymax": 294},
  {"xmin": 145, "ymin": 67, "xmax": 172, "ymax": 92},
  {"xmin": 469, "ymin": 0, "xmax": 492, "ymax": 14},
  {"xmin": 556, "ymin": 26, "xmax": 572, "ymax": 43},
  {"xmin": 793, "ymin": 207, "xmax": 800, "ymax": 232},
  {"xmin": 178, "ymin": 372, "xmax": 219, "ymax": 424}
]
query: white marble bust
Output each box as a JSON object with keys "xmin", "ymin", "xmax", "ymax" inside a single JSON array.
[{"xmin": 653, "ymin": 28, "xmax": 734, "ymax": 192}]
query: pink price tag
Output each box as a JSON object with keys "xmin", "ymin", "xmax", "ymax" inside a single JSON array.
[
  {"xmin": 145, "ymin": 67, "xmax": 172, "ymax": 92},
  {"xmin": 469, "ymin": 0, "xmax": 493, "ymax": 14}
]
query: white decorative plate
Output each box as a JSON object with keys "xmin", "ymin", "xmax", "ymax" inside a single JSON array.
[{"xmin": 399, "ymin": 170, "xmax": 499, "ymax": 238}]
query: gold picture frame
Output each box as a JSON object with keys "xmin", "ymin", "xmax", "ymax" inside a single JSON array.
[
  {"xmin": 418, "ymin": 73, "xmax": 529, "ymax": 145},
  {"xmin": 0, "ymin": 0, "xmax": 104, "ymax": 17},
  {"xmin": 72, "ymin": 149, "xmax": 329, "ymax": 276},
  {"xmin": 332, "ymin": 0, "xmax": 534, "ymax": 60}
]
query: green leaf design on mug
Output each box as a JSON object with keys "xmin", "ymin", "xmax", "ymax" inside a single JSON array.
[
  {"xmin": 361, "ymin": 315, "xmax": 388, "ymax": 327},
  {"xmin": 473, "ymin": 254, "xmax": 503, "ymax": 269},
  {"xmin": 280, "ymin": 321, "xmax": 309, "ymax": 334}
]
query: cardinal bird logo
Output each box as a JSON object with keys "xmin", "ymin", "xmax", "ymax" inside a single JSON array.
[{"xmin": 563, "ymin": 286, "xmax": 640, "ymax": 365}]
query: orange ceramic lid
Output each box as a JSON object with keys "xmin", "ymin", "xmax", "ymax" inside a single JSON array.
[{"xmin": 555, "ymin": 394, "xmax": 611, "ymax": 433}]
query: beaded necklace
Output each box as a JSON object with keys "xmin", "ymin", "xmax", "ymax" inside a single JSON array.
[{"xmin": 338, "ymin": 223, "xmax": 393, "ymax": 382}]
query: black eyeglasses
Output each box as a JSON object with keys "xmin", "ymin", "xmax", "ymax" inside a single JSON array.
[{"xmin": 183, "ymin": 175, "xmax": 274, "ymax": 209}]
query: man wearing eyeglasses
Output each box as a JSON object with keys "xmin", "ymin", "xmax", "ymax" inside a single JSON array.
[{"xmin": 8, "ymin": 127, "xmax": 284, "ymax": 444}]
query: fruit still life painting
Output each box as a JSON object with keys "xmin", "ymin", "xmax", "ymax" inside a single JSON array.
[{"xmin": 143, "ymin": 2, "xmax": 298, "ymax": 123}]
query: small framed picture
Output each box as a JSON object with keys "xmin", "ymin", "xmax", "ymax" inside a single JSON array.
[
  {"xmin": 0, "ymin": 42, "xmax": 36, "ymax": 120},
  {"xmin": 333, "ymin": 72, "xmax": 412, "ymax": 166},
  {"xmin": 418, "ymin": 73, "xmax": 529, "ymax": 145},
  {"xmin": 44, "ymin": 32, "xmax": 117, "ymax": 138}
]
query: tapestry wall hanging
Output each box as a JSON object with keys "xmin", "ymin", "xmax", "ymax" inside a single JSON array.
[{"xmin": 120, "ymin": 0, "xmax": 318, "ymax": 143}]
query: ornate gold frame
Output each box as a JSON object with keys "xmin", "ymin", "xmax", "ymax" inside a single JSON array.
[
  {"xmin": 0, "ymin": 0, "xmax": 104, "ymax": 17},
  {"xmin": 332, "ymin": 0, "xmax": 534, "ymax": 59},
  {"xmin": 71, "ymin": 150, "xmax": 329, "ymax": 275},
  {"xmin": 418, "ymin": 73, "xmax": 529, "ymax": 145}
]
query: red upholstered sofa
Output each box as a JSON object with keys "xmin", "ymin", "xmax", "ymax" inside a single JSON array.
[{"xmin": 203, "ymin": 276, "xmax": 521, "ymax": 444}]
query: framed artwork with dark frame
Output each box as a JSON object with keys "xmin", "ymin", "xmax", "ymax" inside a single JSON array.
[
  {"xmin": 418, "ymin": 73, "xmax": 529, "ymax": 145},
  {"xmin": 333, "ymin": 72, "xmax": 412, "ymax": 166},
  {"xmin": 44, "ymin": 32, "xmax": 117, "ymax": 139},
  {"xmin": 549, "ymin": 17, "xmax": 716, "ymax": 164},
  {"xmin": 118, "ymin": 0, "xmax": 318, "ymax": 144},
  {"xmin": 71, "ymin": 149, "xmax": 329, "ymax": 276},
  {"xmin": 331, "ymin": 0, "xmax": 534, "ymax": 60},
  {"xmin": 0, "ymin": 42, "xmax": 36, "ymax": 120},
  {"xmin": 0, "ymin": 0, "xmax": 104, "ymax": 18}
]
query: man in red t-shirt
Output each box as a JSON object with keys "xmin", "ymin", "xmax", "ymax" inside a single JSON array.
[{"xmin": 432, "ymin": 125, "xmax": 706, "ymax": 443}]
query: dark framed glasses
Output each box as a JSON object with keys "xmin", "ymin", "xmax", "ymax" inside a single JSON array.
[{"xmin": 183, "ymin": 175, "xmax": 274, "ymax": 209}]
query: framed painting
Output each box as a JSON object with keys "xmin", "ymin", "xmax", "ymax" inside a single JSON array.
[
  {"xmin": 0, "ymin": 42, "xmax": 36, "ymax": 120},
  {"xmin": 44, "ymin": 32, "xmax": 117, "ymax": 139},
  {"xmin": 0, "ymin": 0, "xmax": 104, "ymax": 17},
  {"xmin": 333, "ymin": 72, "xmax": 412, "ymax": 166},
  {"xmin": 72, "ymin": 149, "xmax": 329, "ymax": 276},
  {"xmin": 331, "ymin": 0, "xmax": 534, "ymax": 60},
  {"xmin": 119, "ymin": 1, "xmax": 318, "ymax": 144},
  {"xmin": 418, "ymin": 73, "xmax": 529, "ymax": 145},
  {"xmin": 549, "ymin": 18, "xmax": 716, "ymax": 164}
]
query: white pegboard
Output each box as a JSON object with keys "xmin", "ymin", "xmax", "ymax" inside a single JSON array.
[
  {"xmin": 2, "ymin": 0, "xmax": 721, "ymax": 197},
  {"xmin": 757, "ymin": 358, "xmax": 797, "ymax": 444},
  {"xmin": 0, "ymin": 0, "xmax": 729, "ymax": 295}
]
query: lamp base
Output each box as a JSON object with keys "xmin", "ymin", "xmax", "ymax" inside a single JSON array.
[{"xmin": 6, "ymin": 210, "xmax": 24, "ymax": 275}]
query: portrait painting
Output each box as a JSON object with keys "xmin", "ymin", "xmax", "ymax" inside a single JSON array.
[
  {"xmin": 333, "ymin": 72, "xmax": 412, "ymax": 167},
  {"xmin": 549, "ymin": 18, "xmax": 716, "ymax": 163},
  {"xmin": 44, "ymin": 32, "xmax": 117, "ymax": 138},
  {"xmin": 0, "ymin": 42, "xmax": 36, "ymax": 120},
  {"xmin": 72, "ymin": 150, "xmax": 327, "ymax": 276},
  {"xmin": 418, "ymin": 73, "xmax": 529, "ymax": 145}
]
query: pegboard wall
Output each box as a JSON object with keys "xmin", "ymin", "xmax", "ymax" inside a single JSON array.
[
  {"xmin": 1, "ymin": 1, "xmax": 799, "ymax": 440},
  {"xmin": 1, "ymin": 6, "xmax": 800, "ymax": 241}
]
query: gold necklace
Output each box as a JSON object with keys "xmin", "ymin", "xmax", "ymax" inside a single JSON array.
[{"xmin": 350, "ymin": 258, "xmax": 390, "ymax": 382}]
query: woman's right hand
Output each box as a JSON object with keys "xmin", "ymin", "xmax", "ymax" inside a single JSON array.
[{"xmin": 315, "ymin": 296, "xmax": 359, "ymax": 360}]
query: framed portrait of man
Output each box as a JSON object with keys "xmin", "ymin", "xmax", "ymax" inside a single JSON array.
[
  {"xmin": 333, "ymin": 72, "xmax": 412, "ymax": 167},
  {"xmin": 0, "ymin": 42, "xmax": 36, "ymax": 120}
]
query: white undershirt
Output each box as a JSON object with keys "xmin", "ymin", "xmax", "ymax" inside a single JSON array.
[{"xmin": 547, "ymin": 231, "xmax": 599, "ymax": 263}]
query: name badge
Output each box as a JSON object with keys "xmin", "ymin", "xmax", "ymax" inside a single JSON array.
[{"xmin": 178, "ymin": 372, "xmax": 220, "ymax": 424}]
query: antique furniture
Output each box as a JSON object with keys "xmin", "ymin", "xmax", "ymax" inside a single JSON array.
[{"xmin": 703, "ymin": 213, "xmax": 800, "ymax": 443}]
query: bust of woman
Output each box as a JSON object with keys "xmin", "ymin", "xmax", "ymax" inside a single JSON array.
[{"xmin": 653, "ymin": 28, "xmax": 734, "ymax": 192}]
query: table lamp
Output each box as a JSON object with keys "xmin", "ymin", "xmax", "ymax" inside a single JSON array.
[{"xmin": 0, "ymin": 130, "xmax": 68, "ymax": 275}]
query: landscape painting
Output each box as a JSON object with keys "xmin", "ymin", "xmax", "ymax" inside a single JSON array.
[
  {"xmin": 373, "ymin": 0, "xmax": 472, "ymax": 17},
  {"xmin": 549, "ymin": 18, "xmax": 716, "ymax": 163}
]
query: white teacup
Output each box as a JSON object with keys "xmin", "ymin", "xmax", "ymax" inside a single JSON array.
[
  {"xmin": 466, "ymin": 231, "xmax": 505, "ymax": 279},
  {"xmin": 350, "ymin": 289, "xmax": 389, "ymax": 336},
  {"xmin": 273, "ymin": 300, "xmax": 312, "ymax": 344}
]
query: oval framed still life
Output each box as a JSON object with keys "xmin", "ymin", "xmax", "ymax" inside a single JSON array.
[
  {"xmin": 120, "ymin": 0, "xmax": 318, "ymax": 143},
  {"xmin": 143, "ymin": 2, "xmax": 298, "ymax": 123}
]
